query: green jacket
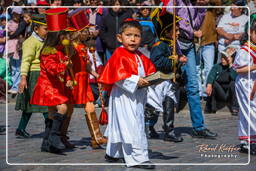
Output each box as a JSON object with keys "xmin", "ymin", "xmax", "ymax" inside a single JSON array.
[
  {"xmin": 0, "ymin": 58, "xmax": 12, "ymax": 86},
  {"xmin": 20, "ymin": 33, "xmax": 44, "ymax": 76},
  {"xmin": 206, "ymin": 63, "xmax": 237, "ymax": 85}
]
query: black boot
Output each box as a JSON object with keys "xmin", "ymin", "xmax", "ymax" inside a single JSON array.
[
  {"xmin": 163, "ymin": 96, "xmax": 183, "ymax": 142},
  {"xmin": 144, "ymin": 104, "xmax": 159, "ymax": 139},
  {"xmin": 41, "ymin": 118, "xmax": 53, "ymax": 152},
  {"xmin": 48, "ymin": 113, "xmax": 66, "ymax": 150}
]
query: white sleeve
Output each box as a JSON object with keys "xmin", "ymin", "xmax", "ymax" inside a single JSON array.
[
  {"xmin": 115, "ymin": 75, "xmax": 140, "ymax": 94},
  {"xmin": 217, "ymin": 14, "xmax": 227, "ymax": 28},
  {"xmin": 233, "ymin": 49, "xmax": 252, "ymax": 69}
]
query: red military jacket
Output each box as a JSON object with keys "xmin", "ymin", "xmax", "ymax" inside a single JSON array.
[{"xmin": 30, "ymin": 46, "xmax": 72, "ymax": 106}]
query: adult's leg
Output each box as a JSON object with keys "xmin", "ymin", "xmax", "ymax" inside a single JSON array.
[
  {"xmin": 10, "ymin": 58, "xmax": 21, "ymax": 93},
  {"xmin": 182, "ymin": 47, "xmax": 217, "ymax": 138},
  {"xmin": 85, "ymin": 102, "xmax": 107, "ymax": 148},
  {"xmin": 201, "ymin": 44, "xmax": 215, "ymax": 97},
  {"xmin": 182, "ymin": 47, "xmax": 205, "ymax": 130}
]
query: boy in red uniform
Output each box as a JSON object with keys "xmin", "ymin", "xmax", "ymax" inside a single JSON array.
[
  {"xmin": 98, "ymin": 19, "xmax": 156, "ymax": 169},
  {"xmin": 30, "ymin": 8, "xmax": 73, "ymax": 153}
]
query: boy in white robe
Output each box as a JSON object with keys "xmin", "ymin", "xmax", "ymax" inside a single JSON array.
[{"xmin": 98, "ymin": 19, "xmax": 156, "ymax": 168}]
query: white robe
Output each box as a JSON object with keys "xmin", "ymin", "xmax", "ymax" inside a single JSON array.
[
  {"xmin": 233, "ymin": 46, "xmax": 256, "ymax": 144},
  {"xmin": 105, "ymin": 54, "xmax": 149, "ymax": 166},
  {"xmin": 147, "ymin": 80, "xmax": 177, "ymax": 112}
]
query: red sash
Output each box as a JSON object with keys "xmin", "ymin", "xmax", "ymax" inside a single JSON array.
[{"xmin": 241, "ymin": 43, "xmax": 256, "ymax": 64}]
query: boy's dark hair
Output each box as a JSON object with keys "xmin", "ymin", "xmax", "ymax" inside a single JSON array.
[{"xmin": 119, "ymin": 19, "xmax": 142, "ymax": 34}]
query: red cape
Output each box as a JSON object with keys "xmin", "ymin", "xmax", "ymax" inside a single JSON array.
[{"xmin": 98, "ymin": 47, "xmax": 156, "ymax": 91}]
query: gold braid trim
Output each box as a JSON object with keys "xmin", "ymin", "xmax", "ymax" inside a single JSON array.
[{"xmin": 41, "ymin": 46, "xmax": 57, "ymax": 55}]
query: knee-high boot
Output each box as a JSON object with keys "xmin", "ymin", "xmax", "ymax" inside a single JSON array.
[
  {"xmin": 144, "ymin": 103, "xmax": 159, "ymax": 138},
  {"xmin": 41, "ymin": 118, "xmax": 53, "ymax": 152},
  {"xmin": 48, "ymin": 113, "xmax": 66, "ymax": 150},
  {"xmin": 85, "ymin": 112, "xmax": 107, "ymax": 149},
  {"xmin": 60, "ymin": 116, "xmax": 75, "ymax": 149},
  {"xmin": 163, "ymin": 96, "xmax": 183, "ymax": 142}
]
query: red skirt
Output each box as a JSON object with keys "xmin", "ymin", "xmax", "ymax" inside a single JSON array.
[
  {"xmin": 30, "ymin": 75, "xmax": 71, "ymax": 106},
  {"xmin": 72, "ymin": 72, "xmax": 94, "ymax": 104}
]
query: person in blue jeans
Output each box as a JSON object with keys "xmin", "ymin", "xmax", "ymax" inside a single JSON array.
[{"xmin": 167, "ymin": 0, "xmax": 217, "ymax": 138}]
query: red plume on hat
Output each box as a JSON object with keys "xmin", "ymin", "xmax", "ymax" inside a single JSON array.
[
  {"xmin": 67, "ymin": 9, "xmax": 90, "ymax": 31},
  {"xmin": 45, "ymin": 8, "xmax": 68, "ymax": 32}
]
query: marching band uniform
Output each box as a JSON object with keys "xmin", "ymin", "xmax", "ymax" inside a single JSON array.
[
  {"xmin": 65, "ymin": 9, "xmax": 107, "ymax": 148},
  {"xmin": 98, "ymin": 46, "xmax": 155, "ymax": 167},
  {"xmin": 233, "ymin": 42, "xmax": 256, "ymax": 154},
  {"xmin": 30, "ymin": 8, "xmax": 71, "ymax": 153}
]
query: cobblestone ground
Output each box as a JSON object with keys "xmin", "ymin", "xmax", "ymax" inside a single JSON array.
[{"xmin": 0, "ymin": 101, "xmax": 255, "ymax": 171}]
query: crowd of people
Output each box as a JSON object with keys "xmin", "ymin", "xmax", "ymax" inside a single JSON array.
[{"xmin": 0, "ymin": 0, "xmax": 256, "ymax": 169}]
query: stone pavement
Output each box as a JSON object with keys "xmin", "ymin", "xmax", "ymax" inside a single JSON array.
[{"xmin": 0, "ymin": 102, "xmax": 255, "ymax": 171}]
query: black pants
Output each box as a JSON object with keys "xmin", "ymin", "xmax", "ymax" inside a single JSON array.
[{"xmin": 208, "ymin": 81, "xmax": 239, "ymax": 112}]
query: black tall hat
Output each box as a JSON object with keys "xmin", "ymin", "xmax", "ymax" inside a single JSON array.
[{"xmin": 150, "ymin": 8, "xmax": 182, "ymax": 40}]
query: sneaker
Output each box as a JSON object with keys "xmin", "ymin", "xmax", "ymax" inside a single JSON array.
[
  {"xmin": 192, "ymin": 128, "xmax": 217, "ymax": 139},
  {"xmin": 15, "ymin": 129, "xmax": 31, "ymax": 138}
]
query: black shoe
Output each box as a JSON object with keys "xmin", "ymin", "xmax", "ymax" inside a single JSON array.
[
  {"xmin": 192, "ymin": 128, "xmax": 217, "ymax": 139},
  {"xmin": 204, "ymin": 109, "xmax": 216, "ymax": 114},
  {"xmin": 131, "ymin": 161, "xmax": 155, "ymax": 169},
  {"xmin": 239, "ymin": 144, "xmax": 249, "ymax": 154},
  {"xmin": 105, "ymin": 154, "xmax": 124, "ymax": 163},
  {"xmin": 15, "ymin": 129, "xmax": 31, "ymax": 138},
  {"xmin": 163, "ymin": 133, "xmax": 183, "ymax": 142}
]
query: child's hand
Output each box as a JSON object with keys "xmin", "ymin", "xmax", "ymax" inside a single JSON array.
[
  {"xmin": 137, "ymin": 77, "xmax": 149, "ymax": 87},
  {"xmin": 66, "ymin": 80, "xmax": 74, "ymax": 89},
  {"xmin": 64, "ymin": 61, "xmax": 73, "ymax": 69},
  {"xmin": 18, "ymin": 76, "xmax": 27, "ymax": 93},
  {"xmin": 179, "ymin": 55, "xmax": 187, "ymax": 64}
]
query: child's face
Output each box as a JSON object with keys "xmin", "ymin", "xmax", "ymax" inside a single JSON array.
[
  {"xmin": 251, "ymin": 30, "xmax": 256, "ymax": 44},
  {"xmin": 1, "ymin": 19, "xmax": 6, "ymax": 27},
  {"xmin": 23, "ymin": 14, "xmax": 31, "ymax": 24},
  {"xmin": 80, "ymin": 29, "xmax": 90, "ymax": 41},
  {"xmin": 38, "ymin": 8, "xmax": 46, "ymax": 14},
  {"xmin": 35, "ymin": 25, "xmax": 48, "ymax": 39},
  {"xmin": 140, "ymin": 8, "xmax": 150, "ymax": 18},
  {"xmin": 165, "ymin": 25, "xmax": 179, "ymax": 40},
  {"xmin": 117, "ymin": 27, "xmax": 141, "ymax": 52}
]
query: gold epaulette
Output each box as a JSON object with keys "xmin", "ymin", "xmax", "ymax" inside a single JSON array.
[
  {"xmin": 152, "ymin": 41, "xmax": 161, "ymax": 48},
  {"xmin": 41, "ymin": 46, "xmax": 57, "ymax": 55}
]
